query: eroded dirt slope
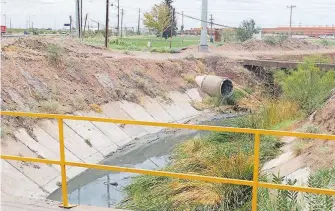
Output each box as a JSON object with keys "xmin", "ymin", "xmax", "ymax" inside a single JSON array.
[{"xmin": 1, "ymin": 37, "xmax": 259, "ymax": 131}]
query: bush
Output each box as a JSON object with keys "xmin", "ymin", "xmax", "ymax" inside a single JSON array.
[
  {"xmin": 225, "ymin": 89, "xmax": 245, "ymax": 105},
  {"xmin": 38, "ymin": 100, "xmax": 63, "ymax": 114},
  {"xmin": 264, "ymin": 36, "xmax": 278, "ymax": 45},
  {"xmin": 274, "ymin": 56, "xmax": 335, "ymax": 114},
  {"xmin": 258, "ymin": 166, "xmax": 335, "ymax": 211},
  {"xmin": 47, "ymin": 44, "xmax": 65, "ymax": 66},
  {"xmin": 321, "ymin": 39, "xmax": 330, "ymax": 46},
  {"xmin": 264, "ymin": 34, "xmax": 288, "ymax": 46}
]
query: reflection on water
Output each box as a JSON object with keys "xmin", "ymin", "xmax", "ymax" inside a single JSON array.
[
  {"xmin": 68, "ymin": 155, "xmax": 169, "ymax": 207},
  {"xmin": 49, "ymin": 114, "xmax": 240, "ymax": 207}
]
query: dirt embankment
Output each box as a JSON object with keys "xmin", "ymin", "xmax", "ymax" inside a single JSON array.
[
  {"xmin": 1, "ymin": 37, "xmax": 259, "ymax": 129},
  {"xmin": 219, "ymin": 38, "xmax": 322, "ymax": 52},
  {"xmin": 294, "ymin": 94, "xmax": 335, "ymax": 171}
]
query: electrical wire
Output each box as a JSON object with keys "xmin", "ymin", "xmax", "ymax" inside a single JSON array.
[{"xmin": 175, "ymin": 11, "xmax": 235, "ymax": 28}]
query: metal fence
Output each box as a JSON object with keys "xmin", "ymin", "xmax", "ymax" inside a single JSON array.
[{"xmin": 1, "ymin": 111, "xmax": 335, "ymax": 210}]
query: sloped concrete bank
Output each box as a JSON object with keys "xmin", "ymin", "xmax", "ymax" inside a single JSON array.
[{"xmin": 1, "ymin": 88, "xmax": 214, "ymax": 199}]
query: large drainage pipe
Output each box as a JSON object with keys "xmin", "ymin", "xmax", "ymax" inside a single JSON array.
[{"xmin": 195, "ymin": 75, "xmax": 233, "ymax": 98}]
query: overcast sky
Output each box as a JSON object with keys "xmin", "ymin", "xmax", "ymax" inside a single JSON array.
[{"xmin": 1, "ymin": 0, "xmax": 334, "ymax": 29}]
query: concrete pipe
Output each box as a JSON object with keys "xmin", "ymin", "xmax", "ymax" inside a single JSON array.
[{"xmin": 195, "ymin": 75, "xmax": 233, "ymax": 98}]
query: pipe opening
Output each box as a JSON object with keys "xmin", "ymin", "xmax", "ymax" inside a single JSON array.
[{"xmin": 221, "ymin": 79, "xmax": 233, "ymax": 97}]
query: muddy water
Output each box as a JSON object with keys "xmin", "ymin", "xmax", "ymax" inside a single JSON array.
[{"xmin": 48, "ymin": 114, "xmax": 240, "ymax": 208}]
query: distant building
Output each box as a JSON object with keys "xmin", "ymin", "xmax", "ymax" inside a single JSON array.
[
  {"xmin": 183, "ymin": 27, "xmax": 221, "ymax": 36},
  {"xmin": 262, "ymin": 26, "xmax": 335, "ymax": 38}
]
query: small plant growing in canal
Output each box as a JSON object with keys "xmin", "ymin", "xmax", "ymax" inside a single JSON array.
[{"xmin": 85, "ymin": 139, "xmax": 93, "ymax": 147}]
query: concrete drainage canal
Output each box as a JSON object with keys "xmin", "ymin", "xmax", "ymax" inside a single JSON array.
[{"xmin": 48, "ymin": 114, "xmax": 239, "ymax": 208}]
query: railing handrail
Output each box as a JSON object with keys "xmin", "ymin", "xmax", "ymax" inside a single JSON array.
[
  {"xmin": 1, "ymin": 111, "xmax": 335, "ymax": 210},
  {"xmin": 1, "ymin": 111, "xmax": 334, "ymax": 140}
]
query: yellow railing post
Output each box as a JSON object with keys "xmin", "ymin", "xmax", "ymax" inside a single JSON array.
[
  {"xmin": 58, "ymin": 118, "xmax": 75, "ymax": 209},
  {"xmin": 1, "ymin": 112, "xmax": 335, "ymax": 210},
  {"xmin": 251, "ymin": 133, "xmax": 261, "ymax": 211}
]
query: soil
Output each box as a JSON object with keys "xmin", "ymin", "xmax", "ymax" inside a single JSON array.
[
  {"xmin": 1, "ymin": 37, "xmax": 259, "ymax": 130},
  {"xmin": 313, "ymin": 94, "xmax": 335, "ymax": 134},
  {"xmin": 219, "ymin": 38, "xmax": 322, "ymax": 52}
]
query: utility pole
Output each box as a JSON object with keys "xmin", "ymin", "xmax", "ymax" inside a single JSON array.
[
  {"xmin": 209, "ymin": 14, "xmax": 214, "ymax": 43},
  {"xmin": 287, "ymin": 5, "xmax": 296, "ymax": 37},
  {"xmin": 137, "ymin": 8, "xmax": 140, "ymax": 35},
  {"xmin": 69, "ymin": 16, "xmax": 72, "ymax": 35},
  {"xmin": 117, "ymin": 0, "xmax": 120, "ymax": 36},
  {"xmin": 169, "ymin": 8, "xmax": 175, "ymax": 48},
  {"xmin": 83, "ymin": 14, "xmax": 88, "ymax": 38},
  {"xmin": 76, "ymin": 0, "xmax": 80, "ymax": 37},
  {"xmin": 199, "ymin": 0, "xmax": 208, "ymax": 52},
  {"xmin": 98, "ymin": 22, "xmax": 100, "ymax": 30},
  {"xmin": 105, "ymin": 0, "xmax": 109, "ymax": 48},
  {"xmin": 181, "ymin": 11, "xmax": 184, "ymax": 33},
  {"xmin": 80, "ymin": 0, "xmax": 83, "ymax": 37},
  {"xmin": 120, "ymin": 9, "xmax": 124, "ymax": 38},
  {"xmin": 9, "ymin": 18, "xmax": 11, "ymax": 28}
]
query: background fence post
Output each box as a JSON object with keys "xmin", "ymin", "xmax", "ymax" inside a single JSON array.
[
  {"xmin": 58, "ymin": 118, "xmax": 74, "ymax": 208},
  {"xmin": 252, "ymin": 133, "xmax": 261, "ymax": 211}
]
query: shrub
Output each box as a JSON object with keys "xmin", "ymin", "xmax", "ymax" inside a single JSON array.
[
  {"xmin": 185, "ymin": 53, "xmax": 195, "ymax": 60},
  {"xmin": 264, "ymin": 36, "xmax": 278, "ymax": 45},
  {"xmin": 258, "ymin": 166, "xmax": 335, "ymax": 211},
  {"xmin": 47, "ymin": 44, "xmax": 65, "ymax": 66},
  {"xmin": 203, "ymin": 96, "xmax": 223, "ymax": 107},
  {"xmin": 225, "ymin": 89, "xmax": 246, "ymax": 105},
  {"xmin": 274, "ymin": 56, "xmax": 335, "ymax": 114},
  {"xmin": 38, "ymin": 100, "xmax": 63, "ymax": 114},
  {"xmin": 181, "ymin": 73, "xmax": 195, "ymax": 84},
  {"xmin": 321, "ymin": 39, "xmax": 330, "ymax": 46}
]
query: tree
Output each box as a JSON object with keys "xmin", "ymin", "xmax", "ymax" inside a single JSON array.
[
  {"xmin": 163, "ymin": 0, "xmax": 177, "ymax": 38},
  {"xmin": 236, "ymin": 19, "xmax": 260, "ymax": 42},
  {"xmin": 143, "ymin": 3, "xmax": 170, "ymax": 37}
]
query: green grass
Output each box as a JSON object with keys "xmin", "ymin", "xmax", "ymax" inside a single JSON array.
[
  {"xmin": 309, "ymin": 39, "xmax": 335, "ymax": 46},
  {"xmin": 83, "ymin": 35, "xmax": 216, "ymax": 52},
  {"xmin": 119, "ymin": 96, "xmax": 307, "ymax": 210},
  {"xmin": 119, "ymin": 115, "xmax": 283, "ymax": 211},
  {"xmin": 274, "ymin": 56, "xmax": 335, "ymax": 114}
]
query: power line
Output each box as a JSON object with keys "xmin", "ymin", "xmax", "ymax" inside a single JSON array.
[{"xmin": 175, "ymin": 11, "xmax": 235, "ymax": 28}]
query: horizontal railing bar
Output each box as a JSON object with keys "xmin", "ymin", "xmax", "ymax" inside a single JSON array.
[
  {"xmin": 1, "ymin": 154, "xmax": 334, "ymax": 196},
  {"xmin": 1, "ymin": 111, "xmax": 335, "ymax": 140},
  {"xmin": 65, "ymin": 161, "xmax": 254, "ymax": 186},
  {"xmin": 259, "ymin": 182, "xmax": 335, "ymax": 196},
  {"xmin": 1, "ymin": 155, "xmax": 61, "ymax": 165}
]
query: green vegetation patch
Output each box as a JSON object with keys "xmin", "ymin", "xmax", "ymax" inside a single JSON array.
[{"xmin": 275, "ymin": 56, "xmax": 335, "ymax": 114}]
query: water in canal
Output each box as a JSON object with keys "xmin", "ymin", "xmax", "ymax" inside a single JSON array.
[{"xmin": 48, "ymin": 114, "xmax": 239, "ymax": 208}]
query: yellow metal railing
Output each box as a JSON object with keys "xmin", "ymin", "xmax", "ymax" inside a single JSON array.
[{"xmin": 1, "ymin": 111, "xmax": 335, "ymax": 210}]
